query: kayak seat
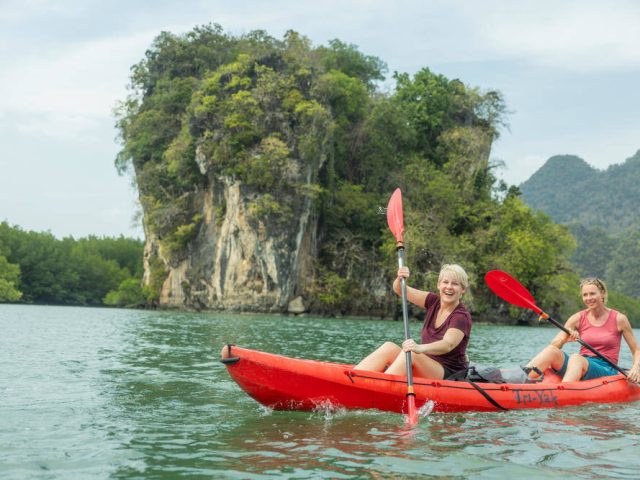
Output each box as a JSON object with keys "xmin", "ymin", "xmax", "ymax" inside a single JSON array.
[{"xmin": 448, "ymin": 365, "xmax": 507, "ymax": 384}]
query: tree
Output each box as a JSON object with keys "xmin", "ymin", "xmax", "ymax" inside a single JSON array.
[
  {"xmin": 606, "ymin": 228, "xmax": 640, "ymax": 297},
  {"xmin": 104, "ymin": 278, "xmax": 146, "ymax": 308},
  {"xmin": 567, "ymin": 224, "xmax": 615, "ymax": 279},
  {"xmin": 0, "ymin": 222, "xmax": 143, "ymax": 306},
  {"xmin": 0, "ymin": 255, "xmax": 22, "ymax": 302}
]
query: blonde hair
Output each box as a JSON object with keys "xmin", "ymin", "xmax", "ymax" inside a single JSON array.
[
  {"xmin": 580, "ymin": 277, "xmax": 608, "ymax": 303},
  {"xmin": 438, "ymin": 264, "xmax": 469, "ymax": 292}
]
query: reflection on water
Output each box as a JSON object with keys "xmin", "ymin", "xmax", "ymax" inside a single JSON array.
[{"xmin": 1, "ymin": 305, "xmax": 639, "ymax": 479}]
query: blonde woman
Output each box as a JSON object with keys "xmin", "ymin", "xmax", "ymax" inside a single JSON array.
[
  {"xmin": 523, "ymin": 278, "xmax": 640, "ymax": 383},
  {"xmin": 354, "ymin": 264, "xmax": 471, "ymax": 380}
]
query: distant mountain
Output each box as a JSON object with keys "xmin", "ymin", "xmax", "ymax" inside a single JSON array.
[
  {"xmin": 520, "ymin": 151, "xmax": 640, "ymax": 232},
  {"xmin": 519, "ymin": 150, "xmax": 640, "ymax": 297}
]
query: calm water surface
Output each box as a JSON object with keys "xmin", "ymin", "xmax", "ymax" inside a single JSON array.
[{"xmin": 1, "ymin": 304, "xmax": 639, "ymax": 479}]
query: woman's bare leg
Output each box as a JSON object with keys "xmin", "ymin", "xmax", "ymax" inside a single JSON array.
[
  {"xmin": 385, "ymin": 351, "xmax": 445, "ymax": 379},
  {"xmin": 354, "ymin": 342, "xmax": 401, "ymax": 372},
  {"xmin": 524, "ymin": 345, "xmax": 565, "ymax": 379},
  {"xmin": 562, "ymin": 353, "xmax": 588, "ymax": 382}
]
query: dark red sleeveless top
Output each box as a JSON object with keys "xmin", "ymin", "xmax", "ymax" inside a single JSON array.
[{"xmin": 421, "ymin": 292, "xmax": 472, "ymax": 372}]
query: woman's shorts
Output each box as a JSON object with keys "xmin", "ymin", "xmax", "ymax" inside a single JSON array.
[
  {"xmin": 554, "ymin": 352, "xmax": 619, "ymax": 380},
  {"xmin": 443, "ymin": 365, "xmax": 457, "ymax": 380}
]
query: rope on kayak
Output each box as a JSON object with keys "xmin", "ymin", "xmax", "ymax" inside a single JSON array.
[{"xmin": 467, "ymin": 380, "xmax": 508, "ymax": 411}]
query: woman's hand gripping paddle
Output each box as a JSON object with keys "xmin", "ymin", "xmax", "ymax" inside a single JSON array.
[
  {"xmin": 484, "ymin": 270, "xmax": 627, "ymax": 377},
  {"xmin": 387, "ymin": 188, "xmax": 419, "ymax": 426}
]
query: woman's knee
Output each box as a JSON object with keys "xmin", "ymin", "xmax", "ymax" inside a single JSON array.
[
  {"xmin": 379, "ymin": 341, "xmax": 400, "ymax": 354},
  {"xmin": 541, "ymin": 345, "xmax": 565, "ymax": 363},
  {"xmin": 567, "ymin": 353, "xmax": 585, "ymax": 366}
]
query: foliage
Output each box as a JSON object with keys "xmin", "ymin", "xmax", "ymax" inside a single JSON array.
[
  {"xmin": 145, "ymin": 254, "xmax": 168, "ymax": 304},
  {"xmin": 161, "ymin": 214, "xmax": 203, "ymax": 260},
  {"xmin": 316, "ymin": 39, "xmax": 387, "ymax": 90},
  {"xmin": 104, "ymin": 278, "xmax": 146, "ymax": 308},
  {"xmin": 605, "ymin": 228, "xmax": 640, "ymax": 298},
  {"xmin": 74, "ymin": 236, "xmax": 144, "ymax": 278},
  {"xmin": 314, "ymin": 269, "xmax": 351, "ymax": 310},
  {"xmin": 393, "ymin": 69, "xmax": 506, "ymax": 165},
  {"xmin": 321, "ymin": 183, "xmax": 382, "ymax": 248},
  {"xmin": 567, "ymin": 224, "xmax": 615, "ymax": 279},
  {"xmin": 248, "ymin": 194, "xmax": 293, "ymax": 222},
  {"xmin": 0, "ymin": 254, "xmax": 22, "ymax": 302},
  {"xmin": 608, "ymin": 291, "xmax": 640, "ymax": 328},
  {"xmin": 0, "ymin": 222, "xmax": 143, "ymax": 306},
  {"xmin": 66, "ymin": 241, "xmax": 129, "ymax": 304},
  {"xmin": 478, "ymin": 198, "xmax": 579, "ymax": 319}
]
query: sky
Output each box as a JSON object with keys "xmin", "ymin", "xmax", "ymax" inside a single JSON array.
[{"xmin": 1, "ymin": 0, "xmax": 639, "ymax": 239}]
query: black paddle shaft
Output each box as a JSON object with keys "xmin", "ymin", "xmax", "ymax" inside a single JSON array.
[
  {"xmin": 396, "ymin": 247, "xmax": 415, "ymax": 388},
  {"xmin": 545, "ymin": 314, "xmax": 627, "ymax": 376}
]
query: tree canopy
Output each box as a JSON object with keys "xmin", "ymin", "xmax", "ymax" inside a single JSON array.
[{"xmin": 0, "ymin": 222, "xmax": 144, "ymax": 307}]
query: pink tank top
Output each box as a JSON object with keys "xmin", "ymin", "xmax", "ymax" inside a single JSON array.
[{"xmin": 578, "ymin": 309, "xmax": 621, "ymax": 364}]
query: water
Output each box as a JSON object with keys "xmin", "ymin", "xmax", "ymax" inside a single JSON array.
[{"xmin": 1, "ymin": 304, "xmax": 639, "ymax": 479}]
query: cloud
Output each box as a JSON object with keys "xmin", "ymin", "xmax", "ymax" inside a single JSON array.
[
  {"xmin": 0, "ymin": 29, "xmax": 157, "ymax": 139},
  {"xmin": 100, "ymin": 207, "xmax": 126, "ymax": 218},
  {"xmin": 1, "ymin": 31, "xmax": 154, "ymax": 115},
  {"xmin": 469, "ymin": 1, "xmax": 640, "ymax": 72},
  {"xmin": 0, "ymin": 0, "xmax": 72, "ymax": 21},
  {"xmin": 13, "ymin": 112, "xmax": 103, "ymax": 140}
]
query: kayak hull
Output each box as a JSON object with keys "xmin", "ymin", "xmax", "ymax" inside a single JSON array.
[{"xmin": 221, "ymin": 346, "xmax": 640, "ymax": 413}]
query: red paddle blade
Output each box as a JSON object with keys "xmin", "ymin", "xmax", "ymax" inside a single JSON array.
[
  {"xmin": 484, "ymin": 270, "xmax": 542, "ymax": 315},
  {"xmin": 387, "ymin": 188, "xmax": 404, "ymax": 243},
  {"xmin": 405, "ymin": 395, "xmax": 418, "ymax": 427}
]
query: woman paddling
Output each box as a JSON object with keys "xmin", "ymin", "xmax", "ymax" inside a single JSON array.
[
  {"xmin": 523, "ymin": 278, "xmax": 640, "ymax": 383},
  {"xmin": 354, "ymin": 264, "xmax": 471, "ymax": 380}
]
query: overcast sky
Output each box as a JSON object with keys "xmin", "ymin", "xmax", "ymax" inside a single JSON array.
[{"xmin": 1, "ymin": 0, "xmax": 639, "ymax": 239}]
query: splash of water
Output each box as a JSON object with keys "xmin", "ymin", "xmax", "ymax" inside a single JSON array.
[
  {"xmin": 418, "ymin": 400, "xmax": 435, "ymax": 417},
  {"xmin": 257, "ymin": 404, "xmax": 274, "ymax": 416},
  {"xmin": 310, "ymin": 399, "xmax": 347, "ymax": 421}
]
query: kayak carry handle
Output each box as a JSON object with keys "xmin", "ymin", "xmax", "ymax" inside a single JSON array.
[{"xmin": 221, "ymin": 343, "xmax": 240, "ymax": 365}]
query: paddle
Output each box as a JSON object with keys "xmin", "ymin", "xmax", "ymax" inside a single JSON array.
[
  {"xmin": 484, "ymin": 269, "xmax": 627, "ymax": 377},
  {"xmin": 386, "ymin": 188, "xmax": 419, "ymax": 426}
]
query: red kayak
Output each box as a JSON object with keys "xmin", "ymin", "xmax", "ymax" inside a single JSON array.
[{"xmin": 221, "ymin": 345, "xmax": 640, "ymax": 413}]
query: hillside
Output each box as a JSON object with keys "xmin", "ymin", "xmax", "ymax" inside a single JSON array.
[
  {"xmin": 520, "ymin": 151, "xmax": 640, "ymax": 232},
  {"xmin": 520, "ymin": 150, "xmax": 640, "ymax": 297}
]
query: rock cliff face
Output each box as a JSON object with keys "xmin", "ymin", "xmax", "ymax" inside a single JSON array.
[{"xmin": 143, "ymin": 154, "xmax": 320, "ymax": 313}]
